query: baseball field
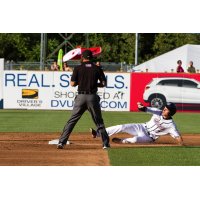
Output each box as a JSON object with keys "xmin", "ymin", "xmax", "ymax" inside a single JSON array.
[{"xmin": 0, "ymin": 109, "xmax": 200, "ymax": 166}]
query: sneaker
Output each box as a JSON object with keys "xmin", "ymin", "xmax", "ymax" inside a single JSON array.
[
  {"xmin": 57, "ymin": 142, "xmax": 63, "ymax": 149},
  {"xmin": 112, "ymin": 138, "xmax": 122, "ymax": 144},
  {"xmin": 103, "ymin": 144, "xmax": 111, "ymax": 149},
  {"xmin": 90, "ymin": 128, "xmax": 97, "ymax": 138}
]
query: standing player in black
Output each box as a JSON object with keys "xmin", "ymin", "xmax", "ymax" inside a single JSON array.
[{"xmin": 57, "ymin": 50, "xmax": 110, "ymax": 149}]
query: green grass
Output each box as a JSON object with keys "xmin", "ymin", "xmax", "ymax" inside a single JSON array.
[
  {"xmin": 1, "ymin": 109, "xmax": 200, "ymax": 166},
  {"xmin": 0, "ymin": 110, "xmax": 200, "ymax": 133},
  {"xmin": 0, "ymin": 110, "xmax": 147, "ymax": 133},
  {"xmin": 107, "ymin": 147, "xmax": 200, "ymax": 166},
  {"xmin": 173, "ymin": 112, "xmax": 200, "ymax": 133}
]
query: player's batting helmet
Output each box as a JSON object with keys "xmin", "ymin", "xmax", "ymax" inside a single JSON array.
[{"xmin": 165, "ymin": 102, "xmax": 177, "ymax": 116}]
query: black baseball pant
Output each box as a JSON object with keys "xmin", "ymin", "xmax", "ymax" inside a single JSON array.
[{"xmin": 59, "ymin": 94, "xmax": 109, "ymax": 147}]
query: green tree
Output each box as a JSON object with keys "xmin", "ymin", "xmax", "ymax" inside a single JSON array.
[
  {"xmin": 138, "ymin": 33, "xmax": 158, "ymax": 63},
  {"xmin": 0, "ymin": 33, "xmax": 31, "ymax": 61},
  {"xmin": 153, "ymin": 33, "xmax": 200, "ymax": 57},
  {"xmin": 0, "ymin": 33, "xmax": 60, "ymax": 62},
  {"xmin": 3, "ymin": 33, "xmax": 200, "ymax": 64},
  {"xmin": 89, "ymin": 33, "xmax": 136, "ymax": 64},
  {"xmin": 89, "ymin": 33, "xmax": 158, "ymax": 64}
]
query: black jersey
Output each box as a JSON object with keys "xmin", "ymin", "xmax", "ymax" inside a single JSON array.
[{"xmin": 71, "ymin": 61, "xmax": 106, "ymax": 92}]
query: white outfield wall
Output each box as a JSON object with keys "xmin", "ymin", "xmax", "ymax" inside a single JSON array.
[{"xmin": 3, "ymin": 71, "xmax": 130, "ymax": 111}]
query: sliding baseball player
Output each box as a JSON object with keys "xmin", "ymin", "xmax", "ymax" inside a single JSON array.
[{"xmin": 90, "ymin": 102, "xmax": 185, "ymax": 146}]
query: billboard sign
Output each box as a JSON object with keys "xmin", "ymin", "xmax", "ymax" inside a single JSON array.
[
  {"xmin": 3, "ymin": 71, "xmax": 130, "ymax": 111},
  {"xmin": 130, "ymin": 73, "xmax": 200, "ymax": 112}
]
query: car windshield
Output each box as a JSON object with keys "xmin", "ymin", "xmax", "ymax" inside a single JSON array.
[{"xmin": 182, "ymin": 80, "xmax": 197, "ymax": 88}]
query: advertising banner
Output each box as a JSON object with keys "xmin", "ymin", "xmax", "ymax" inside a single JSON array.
[
  {"xmin": 98, "ymin": 73, "xmax": 130, "ymax": 111},
  {"xmin": 4, "ymin": 71, "xmax": 54, "ymax": 109},
  {"xmin": 4, "ymin": 70, "xmax": 200, "ymax": 112},
  {"xmin": 130, "ymin": 73, "xmax": 200, "ymax": 112},
  {"xmin": 50, "ymin": 72, "xmax": 130, "ymax": 111},
  {"xmin": 51, "ymin": 71, "xmax": 77, "ymax": 110},
  {"xmin": 3, "ymin": 71, "xmax": 130, "ymax": 111}
]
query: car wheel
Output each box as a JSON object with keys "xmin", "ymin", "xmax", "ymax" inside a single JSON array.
[{"xmin": 148, "ymin": 94, "xmax": 166, "ymax": 110}]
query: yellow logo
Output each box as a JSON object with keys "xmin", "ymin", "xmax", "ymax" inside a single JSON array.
[{"xmin": 22, "ymin": 89, "xmax": 38, "ymax": 99}]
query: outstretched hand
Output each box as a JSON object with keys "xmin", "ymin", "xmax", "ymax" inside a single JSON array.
[{"xmin": 137, "ymin": 102, "xmax": 144, "ymax": 108}]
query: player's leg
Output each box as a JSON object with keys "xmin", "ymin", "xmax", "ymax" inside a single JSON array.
[
  {"xmin": 58, "ymin": 95, "xmax": 87, "ymax": 146},
  {"xmin": 113, "ymin": 124, "xmax": 153, "ymax": 144},
  {"xmin": 87, "ymin": 94, "xmax": 110, "ymax": 148},
  {"xmin": 90, "ymin": 123, "xmax": 139, "ymax": 138},
  {"xmin": 106, "ymin": 124, "xmax": 139, "ymax": 136},
  {"xmin": 112, "ymin": 137, "xmax": 144, "ymax": 143},
  {"xmin": 120, "ymin": 136, "xmax": 153, "ymax": 143}
]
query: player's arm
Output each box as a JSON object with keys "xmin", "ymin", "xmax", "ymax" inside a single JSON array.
[
  {"xmin": 98, "ymin": 69, "xmax": 107, "ymax": 88},
  {"xmin": 70, "ymin": 66, "xmax": 78, "ymax": 87},
  {"xmin": 70, "ymin": 81, "xmax": 78, "ymax": 87},
  {"xmin": 137, "ymin": 102, "xmax": 163, "ymax": 115},
  {"xmin": 137, "ymin": 102, "xmax": 146, "ymax": 112},
  {"xmin": 169, "ymin": 125, "xmax": 186, "ymax": 146},
  {"xmin": 176, "ymin": 136, "xmax": 186, "ymax": 146}
]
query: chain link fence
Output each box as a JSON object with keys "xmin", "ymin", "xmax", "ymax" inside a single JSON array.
[{"xmin": 4, "ymin": 61, "xmax": 133, "ymax": 72}]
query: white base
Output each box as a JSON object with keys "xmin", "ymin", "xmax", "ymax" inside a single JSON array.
[{"xmin": 49, "ymin": 139, "xmax": 70, "ymax": 145}]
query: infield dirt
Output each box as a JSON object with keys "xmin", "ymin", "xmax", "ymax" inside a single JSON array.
[{"xmin": 0, "ymin": 133, "xmax": 199, "ymax": 166}]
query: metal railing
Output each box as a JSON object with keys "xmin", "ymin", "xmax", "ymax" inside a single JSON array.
[{"xmin": 4, "ymin": 61, "xmax": 131, "ymax": 72}]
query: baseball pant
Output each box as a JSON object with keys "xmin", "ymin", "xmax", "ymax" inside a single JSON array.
[
  {"xmin": 99, "ymin": 124, "xmax": 154, "ymax": 143},
  {"xmin": 59, "ymin": 94, "xmax": 109, "ymax": 147}
]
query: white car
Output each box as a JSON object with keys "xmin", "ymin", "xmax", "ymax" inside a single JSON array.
[{"xmin": 143, "ymin": 77, "xmax": 200, "ymax": 109}]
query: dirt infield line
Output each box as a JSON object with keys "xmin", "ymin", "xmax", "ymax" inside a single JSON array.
[{"xmin": 0, "ymin": 133, "xmax": 199, "ymax": 166}]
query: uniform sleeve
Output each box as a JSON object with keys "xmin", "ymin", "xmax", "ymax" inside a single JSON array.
[
  {"xmin": 99, "ymin": 68, "xmax": 106, "ymax": 83},
  {"xmin": 146, "ymin": 107, "xmax": 163, "ymax": 115},
  {"xmin": 169, "ymin": 123, "xmax": 181, "ymax": 139},
  {"xmin": 138, "ymin": 107, "xmax": 146, "ymax": 112},
  {"xmin": 71, "ymin": 66, "xmax": 78, "ymax": 82}
]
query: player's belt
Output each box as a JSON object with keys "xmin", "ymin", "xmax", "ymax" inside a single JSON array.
[
  {"xmin": 144, "ymin": 126, "xmax": 155, "ymax": 141},
  {"xmin": 78, "ymin": 91, "xmax": 96, "ymax": 95}
]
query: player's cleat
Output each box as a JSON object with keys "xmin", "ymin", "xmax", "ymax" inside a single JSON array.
[
  {"xmin": 112, "ymin": 138, "xmax": 122, "ymax": 144},
  {"xmin": 103, "ymin": 144, "xmax": 111, "ymax": 149},
  {"xmin": 57, "ymin": 142, "xmax": 63, "ymax": 149},
  {"xmin": 90, "ymin": 128, "xmax": 97, "ymax": 138}
]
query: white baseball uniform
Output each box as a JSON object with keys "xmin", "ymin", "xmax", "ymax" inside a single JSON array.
[{"xmin": 96, "ymin": 107, "xmax": 181, "ymax": 143}]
